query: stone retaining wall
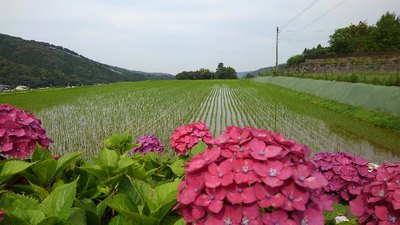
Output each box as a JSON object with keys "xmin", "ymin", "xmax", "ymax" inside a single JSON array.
[{"xmin": 287, "ymin": 54, "xmax": 400, "ymax": 73}]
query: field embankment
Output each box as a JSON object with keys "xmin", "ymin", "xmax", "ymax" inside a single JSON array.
[
  {"xmin": 254, "ymin": 76, "xmax": 400, "ymax": 115},
  {"xmin": 1, "ymin": 80, "xmax": 399, "ymax": 163}
]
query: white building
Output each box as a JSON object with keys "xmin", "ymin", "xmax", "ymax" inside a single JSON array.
[{"xmin": 15, "ymin": 85, "xmax": 29, "ymax": 91}]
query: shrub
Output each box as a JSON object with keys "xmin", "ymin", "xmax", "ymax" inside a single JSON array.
[{"xmin": 287, "ymin": 55, "xmax": 306, "ymax": 67}]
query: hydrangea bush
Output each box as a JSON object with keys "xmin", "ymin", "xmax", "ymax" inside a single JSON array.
[
  {"xmin": 0, "ymin": 104, "xmax": 52, "ymax": 158},
  {"xmin": 131, "ymin": 134, "xmax": 164, "ymax": 154},
  {"xmin": 170, "ymin": 122, "xmax": 213, "ymax": 155},
  {"xmin": 313, "ymin": 152, "xmax": 376, "ymax": 203},
  {"xmin": 350, "ymin": 162, "xmax": 400, "ymax": 224},
  {"xmin": 175, "ymin": 126, "xmax": 333, "ymax": 225}
]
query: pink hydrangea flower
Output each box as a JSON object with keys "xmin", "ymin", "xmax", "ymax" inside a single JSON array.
[
  {"xmin": 195, "ymin": 187, "xmax": 226, "ymax": 213},
  {"xmin": 0, "ymin": 104, "xmax": 52, "ymax": 158},
  {"xmin": 350, "ymin": 162, "xmax": 400, "ymax": 225},
  {"xmin": 170, "ymin": 122, "xmax": 213, "ymax": 155},
  {"xmin": 175, "ymin": 125, "xmax": 332, "ymax": 224},
  {"xmin": 262, "ymin": 210, "xmax": 296, "ymax": 225},
  {"xmin": 185, "ymin": 147, "xmax": 220, "ymax": 173}
]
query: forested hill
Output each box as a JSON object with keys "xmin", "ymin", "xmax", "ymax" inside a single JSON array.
[{"xmin": 0, "ymin": 33, "xmax": 174, "ymax": 88}]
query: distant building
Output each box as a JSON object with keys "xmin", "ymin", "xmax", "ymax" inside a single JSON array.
[
  {"xmin": 0, "ymin": 85, "xmax": 11, "ymax": 91},
  {"xmin": 15, "ymin": 85, "xmax": 29, "ymax": 91}
]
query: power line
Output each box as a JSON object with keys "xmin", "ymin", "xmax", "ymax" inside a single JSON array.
[
  {"xmin": 281, "ymin": 39, "xmax": 329, "ymax": 43},
  {"xmin": 282, "ymin": 0, "xmax": 349, "ymax": 40},
  {"xmin": 282, "ymin": 29, "xmax": 334, "ymax": 33},
  {"xmin": 281, "ymin": 0, "xmax": 320, "ymax": 28},
  {"xmin": 275, "ymin": 0, "xmax": 319, "ymax": 69}
]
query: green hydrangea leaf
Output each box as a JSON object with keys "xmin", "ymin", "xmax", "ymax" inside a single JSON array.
[
  {"xmin": 39, "ymin": 179, "xmax": 78, "ymax": 219},
  {"xmin": 189, "ymin": 141, "xmax": 207, "ymax": 157},
  {"xmin": 54, "ymin": 152, "xmax": 81, "ymax": 178},
  {"xmin": 64, "ymin": 207, "xmax": 86, "ymax": 225},
  {"xmin": 168, "ymin": 159, "xmax": 185, "ymax": 177},
  {"xmin": 32, "ymin": 146, "xmax": 53, "ymax": 162},
  {"xmin": 31, "ymin": 159, "xmax": 57, "ymax": 185},
  {"xmin": 0, "ymin": 160, "xmax": 35, "ymax": 182},
  {"xmin": 105, "ymin": 194, "xmax": 158, "ymax": 225},
  {"xmin": 0, "ymin": 192, "xmax": 40, "ymax": 210},
  {"xmin": 108, "ymin": 215, "xmax": 132, "ymax": 225}
]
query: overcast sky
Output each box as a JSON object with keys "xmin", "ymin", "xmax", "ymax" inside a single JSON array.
[{"xmin": 0, "ymin": 0, "xmax": 399, "ymax": 74}]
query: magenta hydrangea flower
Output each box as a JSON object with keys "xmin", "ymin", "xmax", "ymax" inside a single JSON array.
[
  {"xmin": 313, "ymin": 152, "xmax": 376, "ymax": 202},
  {"xmin": 131, "ymin": 134, "xmax": 164, "ymax": 154},
  {"xmin": 0, "ymin": 210, "xmax": 5, "ymax": 223},
  {"xmin": 350, "ymin": 162, "xmax": 400, "ymax": 225},
  {"xmin": 170, "ymin": 122, "xmax": 213, "ymax": 155},
  {"xmin": 0, "ymin": 104, "xmax": 52, "ymax": 158},
  {"xmin": 175, "ymin": 126, "xmax": 332, "ymax": 224}
]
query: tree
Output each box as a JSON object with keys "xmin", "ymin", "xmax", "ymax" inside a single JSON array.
[
  {"xmin": 215, "ymin": 63, "xmax": 237, "ymax": 79},
  {"xmin": 368, "ymin": 12, "xmax": 400, "ymax": 51},
  {"xmin": 329, "ymin": 21, "xmax": 372, "ymax": 54},
  {"xmin": 175, "ymin": 63, "xmax": 237, "ymax": 80},
  {"xmin": 198, "ymin": 68, "xmax": 215, "ymax": 79},
  {"xmin": 245, "ymin": 73, "xmax": 255, "ymax": 78},
  {"xmin": 302, "ymin": 44, "xmax": 331, "ymax": 57}
]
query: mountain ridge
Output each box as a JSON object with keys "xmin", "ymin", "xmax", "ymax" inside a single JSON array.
[{"xmin": 0, "ymin": 33, "xmax": 174, "ymax": 88}]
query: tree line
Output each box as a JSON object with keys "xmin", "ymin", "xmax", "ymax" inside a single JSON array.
[
  {"xmin": 287, "ymin": 12, "xmax": 400, "ymax": 65},
  {"xmin": 176, "ymin": 63, "xmax": 238, "ymax": 80}
]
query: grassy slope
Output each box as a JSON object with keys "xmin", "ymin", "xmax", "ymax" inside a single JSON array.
[
  {"xmin": 254, "ymin": 76, "xmax": 400, "ymax": 115},
  {"xmin": 243, "ymin": 80, "xmax": 399, "ymax": 152},
  {"xmin": 1, "ymin": 79, "xmax": 399, "ymax": 154}
]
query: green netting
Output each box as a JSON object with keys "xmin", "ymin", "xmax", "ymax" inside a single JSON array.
[{"xmin": 254, "ymin": 76, "xmax": 400, "ymax": 115}]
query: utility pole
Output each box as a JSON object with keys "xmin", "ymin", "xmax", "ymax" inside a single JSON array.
[{"xmin": 275, "ymin": 26, "xmax": 279, "ymax": 72}]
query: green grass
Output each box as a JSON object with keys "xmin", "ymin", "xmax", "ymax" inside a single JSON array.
[
  {"xmin": 269, "ymin": 71, "xmax": 400, "ymax": 86},
  {"xmin": 1, "ymin": 79, "xmax": 399, "ymax": 162},
  {"xmin": 0, "ymin": 81, "xmax": 173, "ymax": 111}
]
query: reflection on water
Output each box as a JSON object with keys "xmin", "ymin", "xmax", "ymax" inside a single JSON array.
[{"xmin": 265, "ymin": 105, "xmax": 400, "ymax": 164}]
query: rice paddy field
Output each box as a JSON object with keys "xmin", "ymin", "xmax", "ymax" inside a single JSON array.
[{"xmin": 1, "ymin": 79, "xmax": 399, "ymax": 163}]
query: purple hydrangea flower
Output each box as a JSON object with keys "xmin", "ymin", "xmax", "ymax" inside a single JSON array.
[
  {"xmin": 313, "ymin": 152, "xmax": 376, "ymax": 203},
  {"xmin": 131, "ymin": 134, "xmax": 164, "ymax": 154}
]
